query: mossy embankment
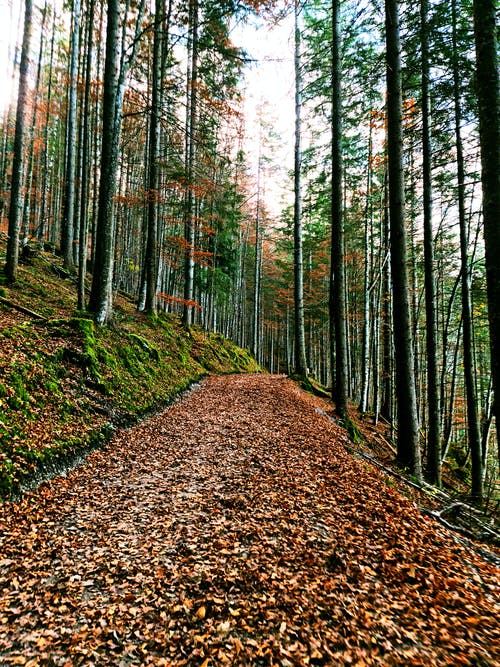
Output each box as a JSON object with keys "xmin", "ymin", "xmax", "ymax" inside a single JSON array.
[{"xmin": 0, "ymin": 246, "xmax": 259, "ymax": 499}]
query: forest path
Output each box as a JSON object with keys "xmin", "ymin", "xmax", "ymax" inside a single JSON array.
[{"xmin": 0, "ymin": 374, "xmax": 499, "ymax": 666}]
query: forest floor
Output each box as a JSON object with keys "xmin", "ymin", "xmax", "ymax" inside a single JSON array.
[{"xmin": 1, "ymin": 374, "xmax": 499, "ymax": 667}]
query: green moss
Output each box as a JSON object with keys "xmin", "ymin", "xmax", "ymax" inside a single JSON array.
[
  {"xmin": 344, "ymin": 416, "xmax": 364, "ymax": 445},
  {"xmin": 0, "ymin": 456, "xmax": 15, "ymax": 496},
  {"xmin": 128, "ymin": 333, "xmax": 160, "ymax": 361},
  {"xmin": 8, "ymin": 372, "xmax": 31, "ymax": 410},
  {"xmin": 293, "ymin": 374, "xmax": 330, "ymax": 399},
  {"xmin": 44, "ymin": 379, "xmax": 61, "ymax": 394}
]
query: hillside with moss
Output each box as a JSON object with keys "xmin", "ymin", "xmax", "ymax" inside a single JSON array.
[{"xmin": 0, "ymin": 242, "xmax": 259, "ymax": 499}]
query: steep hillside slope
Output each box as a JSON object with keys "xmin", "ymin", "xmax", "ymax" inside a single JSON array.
[{"xmin": 0, "ymin": 241, "xmax": 259, "ymax": 498}]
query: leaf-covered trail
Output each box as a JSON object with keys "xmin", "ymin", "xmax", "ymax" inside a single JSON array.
[{"xmin": 0, "ymin": 375, "xmax": 499, "ymax": 666}]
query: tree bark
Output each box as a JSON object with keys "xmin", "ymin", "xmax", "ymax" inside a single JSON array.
[
  {"xmin": 88, "ymin": 0, "xmax": 145, "ymax": 324},
  {"xmin": 21, "ymin": 0, "xmax": 47, "ymax": 245},
  {"xmin": 144, "ymin": 4, "xmax": 163, "ymax": 315},
  {"xmin": 359, "ymin": 117, "xmax": 373, "ymax": 414},
  {"xmin": 384, "ymin": 0, "xmax": 422, "ymax": 480},
  {"xmin": 88, "ymin": 0, "xmax": 121, "ymax": 324},
  {"xmin": 77, "ymin": 0, "xmax": 96, "ymax": 311},
  {"xmin": 421, "ymin": 0, "xmax": 441, "ymax": 486},
  {"xmin": 452, "ymin": 0, "xmax": 483, "ymax": 499},
  {"xmin": 330, "ymin": 0, "xmax": 348, "ymax": 420},
  {"xmin": 61, "ymin": 0, "xmax": 81, "ymax": 271},
  {"xmin": 182, "ymin": 0, "xmax": 199, "ymax": 327},
  {"xmin": 293, "ymin": 4, "xmax": 307, "ymax": 378},
  {"xmin": 472, "ymin": 0, "xmax": 500, "ymax": 469},
  {"xmin": 4, "ymin": 0, "xmax": 33, "ymax": 284}
]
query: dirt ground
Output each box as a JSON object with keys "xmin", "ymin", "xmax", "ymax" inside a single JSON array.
[{"xmin": 0, "ymin": 374, "xmax": 498, "ymax": 666}]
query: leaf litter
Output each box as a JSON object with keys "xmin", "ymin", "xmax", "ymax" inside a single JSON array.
[{"xmin": 0, "ymin": 374, "xmax": 498, "ymax": 666}]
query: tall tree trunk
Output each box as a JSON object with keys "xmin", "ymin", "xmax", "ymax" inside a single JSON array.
[
  {"xmin": 384, "ymin": 0, "xmax": 422, "ymax": 480},
  {"xmin": 252, "ymin": 132, "xmax": 263, "ymax": 361},
  {"xmin": 88, "ymin": 0, "xmax": 120, "ymax": 323},
  {"xmin": 330, "ymin": 0, "xmax": 348, "ymax": 420},
  {"xmin": 452, "ymin": 0, "xmax": 483, "ymax": 499},
  {"xmin": 421, "ymin": 0, "xmax": 441, "ymax": 486},
  {"xmin": 182, "ymin": 0, "xmax": 199, "ymax": 327},
  {"xmin": 78, "ymin": 0, "xmax": 96, "ymax": 311},
  {"xmin": 61, "ymin": 0, "xmax": 81, "ymax": 270},
  {"xmin": 359, "ymin": 117, "xmax": 373, "ymax": 413},
  {"xmin": 4, "ymin": 0, "xmax": 32, "ymax": 284},
  {"xmin": 442, "ymin": 319, "xmax": 462, "ymax": 461},
  {"xmin": 144, "ymin": 4, "xmax": 163, "ymax": 315},
  {"xmin": 293, "ymin": 4, "xmax": 307, "ymax": 378},
  {"xmin": 472, "ymin": 0, "xmax": 500, "ymax": 468},
  {"xmin": 89, "ymin": 2, "xmax": 104, "ymax": 267},
  {"xmin": 252, "ymin": 200, "xmax": 261, "ymax": 361},
  {"xmin": 88, "ymin": 0, "xmax": 145, "ymax": 324},
  {"xmin": 380, "ymin": 173, "xmax": 394, "ymax": 426},
  {"xmin": 22, "ymin": 0, "xmax": 48, "ymax": 244}
]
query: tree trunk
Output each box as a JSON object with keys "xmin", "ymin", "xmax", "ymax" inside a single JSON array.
[
  {"xmin": 452, "ymin": 0, "xmax": 483, "ymax": 499},
  {"xmin": 384, "ymin": 0, "xmax": 422, "ymax": 480},
  {"xmin": 420, "ymin": 0, "xmax": 441, "ymax": 486},
  {"xmin": 21, "ymin": 0, "xmax": 47, "ymax": 244},
  {"xmin": 472, "ymin": 0, "xmax": 500, "ymax": 468},
  {"xmin": 77, "ymin": 0, "xmax": 96, "ymax": 311},
  {"xmin": 144, "ymin": 4, "xmax": 163, "ymax": 315},
  {"xmin": 252, "ymin": 204, "xmax": 261, "ymax": 361},
  {"xmin": 88, "ymin": 0, "xmax": 145, "ymax": 324},
  {"xmin": 442, "ymin": 319, "xmax": 461, "ymax": 461},
  {"xmin": 293, "ymin": 4, "xmax": 307, "ymax": 378},
  {"xmin": 330, "ymin": 0, "xmax": 348, "ymax": 420},
  {"xmin": 4, "ymin": 0, "xmax": 32, "ymax": 284},
  {"xmin": 182, "ymin": 0, "xmax": 199, "ymax": 327},
  {"xmin": 61, "ymin": 0, "xmax": 81, "ymax": 271},
  {"xmin": 380, "ymin": 172, "xmax": 394, "ymax": 426},
  {"xmin": 88, "ymin": 0, "xmax": 121, "ymax": 323},
  {"xmin": 252, "ymin": 131, "xmax": 263, "ymax": 361},
  {"xmin": 359, "ymin": 117, "xmax": 373, "ymax": 413}
]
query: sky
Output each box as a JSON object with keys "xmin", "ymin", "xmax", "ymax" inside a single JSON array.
[
  {"xmin": 0, "ymin": 0, "xmax": 18, "ymax": 113},
  {"xmin": 231, "ymin": 10, "xmax": 296, "ymax": 216}
]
